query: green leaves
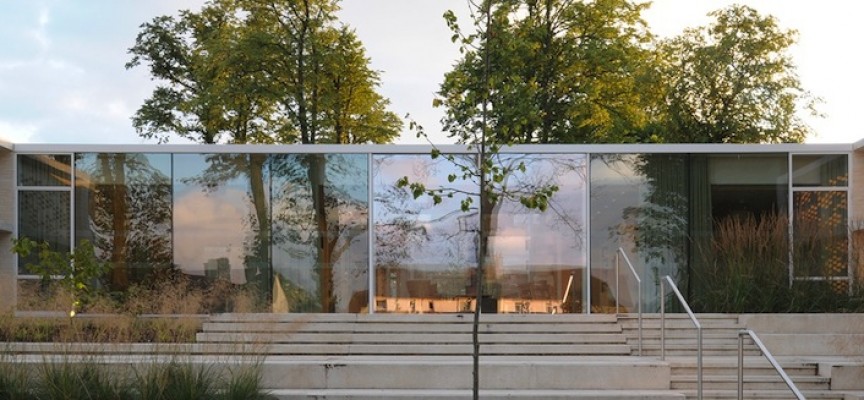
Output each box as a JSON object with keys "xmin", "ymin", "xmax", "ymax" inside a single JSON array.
[
  {"xmin": 658, "ymin": 5, "xmax": 811, "ymax": 144},
  {"xmin": 12, "ymin": 237, "xmax": 111, "ymax": 315},
  {"xmin": 438, "ymin": 0, "xmax": 657, "ymax": 145},
  {"xmin": 127, "ymin": 0, "xmax": 401, "ymax": 145}
]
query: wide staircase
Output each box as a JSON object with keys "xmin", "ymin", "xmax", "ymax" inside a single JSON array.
[
  {"xmin": 198, "ymin": 313, "xmax": 681, "ymax": 399},
  {"xmin": 198, "ymin": 312, "xmax": 864, "ymax": 400}
]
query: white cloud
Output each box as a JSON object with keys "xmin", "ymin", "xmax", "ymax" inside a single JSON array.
[
  {"xmin": 28, "ymin": 6, "xmax": 51, "ymax": 50},
  {"xmin": 0, "ymin": 121, "xmax": 39, "ymax": 143}
]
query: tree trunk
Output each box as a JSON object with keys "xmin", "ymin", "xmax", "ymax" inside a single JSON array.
[
  {"xmin": 247, "ymin": 153, "xmax": 271, "ymax": 304},
  {"xmin": 103, "ymin": 154, "xmax": 129, "ymax": 290},
  {"xmin": 308, "ymin": 154, "xmax": 335, "ymax": 312}
]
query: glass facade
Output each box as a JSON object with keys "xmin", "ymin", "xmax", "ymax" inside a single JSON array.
[
  {"xmin": 173, "ymin": 153, "xmax": 271, "ymax": 309},
  {"xmin": 272, "ymin": 154, "xmax": 369, "ymax": 313},
  {"xmin": 74, "ymin": 153, "xmax": 172, "ymax": 290},
  {"xmin": 488, "ymin": 154, "xmax": 587, "ymax": 313},
  {"xmin": 10, "ymin": 148, "xmax": 853, "ymax": 314},
  {"xmin": 590, "ymin": 154, "xmax": 689, "ymax": 313},
  {"xmin": 373, "ymin": 154, "xmax": 478, "ymax": 313},
  {"xmin": 17, "ymin": 154, "xmax": 72, "ymax": 274}
]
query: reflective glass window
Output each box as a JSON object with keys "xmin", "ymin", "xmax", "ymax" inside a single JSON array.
[
  {"xmin": 18, "ymin": 191, "xmax": 70, "ymax": 274},
  {"xmin": 792, "ymin": 154, "xmax": 848, "ymax": 187},
  {"xmin": 793, "ymin": 191, "xmax": 848, "ymax": 278},
  {"xmin": 689, "ymin": 154, "xmax": 789, "ymax": 312},
  {"xmin": 373, "ymin": 154, "xmax": 478, "ymax": 313},
  {"xmin": 489, "ymin": 154, "xmax": 587, "ymax": 314},
  {"xmin": 74, "ymin": 153, "xmax": 173, "ymax": 290},
  {"xmin": 172, "ymin": 153, "xmax": 271, "ymax": 309},
  {"xmin": 17, "ymin": 154, "xmax": 71, "ymax": 186},
  {"xmin": 590, "ymin": 154, "xmax": 688, "ymax": 313},
  {"xmin": 271, "ymin": 154, "xmax": 369, "ymax": 313}
]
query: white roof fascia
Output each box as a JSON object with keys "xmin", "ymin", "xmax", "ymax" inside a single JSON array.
[
  {"xmin": 0, "ymin": 138, "xmax": 12, "ymax": 151},
  {"xmin": 10, "ymin": 142, "xmax": 855, "ymax": 155}
]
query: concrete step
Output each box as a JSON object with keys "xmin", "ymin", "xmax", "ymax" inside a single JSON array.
[
  {"xmin": 201, "ymin": 322, "xmax": 622, "ymax": 334},
  {"xmin": 678, "ymin": 389, "xmax": 846, "ymax": 399},
  {"xmin": 197, "ymin": 332, "xmax": 627, "ymax": 344},
  {"xmin": 257, "ymin": 343, "xmax": 633, "ymax": 356},
  {"xmin": 267, "ymin": 389, "xmax": 686, "ymax": 399},
  {"xmin": 210, "ymin": 313, "xmax": 620, "ymax": 321},
  {"xmin": 258, "ymin": 356, "xmax": 672, "ymax": 391},
  {"xmin": 671, "ymin": 365, "xmax": 818, "ymax": 376},
  {"xmin": 671, "ymin": 375, "xmax": 830, "ymax": 390}
]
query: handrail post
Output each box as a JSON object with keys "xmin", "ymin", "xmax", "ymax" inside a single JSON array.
[
  {"xmin": 660, "ymin": 278, "xmax": 665, "ymax": 361},
  {"xmin": 738, "ymin": 330, "xmax": 744, "ymax": 400},
  {"xmin": 637, "ymin": 275, "xmax": 642, "ymax": 356},
  {"xmin": 697, "ymin": 325, "xmax": 703, "ymax": 399},
  {"xmin": 615, "ymin": 252, "xmax": 620, "ymax": 315},
  {"xmin": 616, "ymin": 248, "xmax": 642, "ymax": 356}
]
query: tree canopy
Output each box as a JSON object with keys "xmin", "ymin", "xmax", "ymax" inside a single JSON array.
[
  {"xmin": 436, "ymin": 1, "xmax": 813, "ymax": 145},
  {"xmin": 436, "ymin": 0, "xmax": 661, "ymax": 145},
  {"xmin": 657, "ymin": 5, "xmax": 815, "ymax": 144},
  {"xmin": 126, "ymin": 0, "xmax": 401, "ymax": 145}
]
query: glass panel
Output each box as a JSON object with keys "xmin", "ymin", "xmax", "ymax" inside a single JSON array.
[
  {"xmin": 74, "ymin": 153, "xmax": 173, "ymax": 291},
  {"xmin": 590, "ymin": 154, "xmax": 689, "ymax": 313},
  {"xmin": 489, "ymin": 154, "xmax": 587, "ymax": 314},
  {"xmin": 793, "ymin": 191, "xmax": 848, "ymax": 278},
  {"xmin": 690, "ymin": 154, "xmax": 789, "ymax": 312},
  {"xmin": 18, "ymin": 191, "xmax": 70, "ymax": 274},
  {"xmin": 373, "ymin": 154, "xmax": 478, "ymax": 313},
  {"xmin": 271, "ymin": 154, "xmax": 369, "ymax": 313},
  {"xmin": 792, "ymin": 154, "xmax": 848, "ymax": 187},
  {"xmin": 17, "ymin": 154, "xmax": 71, "ymax": 186},
  {"xmin": 173, "ymin": 153, "xmax": 271, "ymax": 311}
]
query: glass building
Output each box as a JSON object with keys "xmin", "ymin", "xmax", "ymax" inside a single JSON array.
[{"xmin": 0, "ymin": 142, "xmax": 860, "ymax": 314}]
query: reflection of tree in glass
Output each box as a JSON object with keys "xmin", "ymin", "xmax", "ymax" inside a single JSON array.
[
  {"xmin": 184, "ymin": 153, "xmax": 271, "ymax": 300},
  {"xmin": 271, "ymin": 154, "xmax": 368, "ymax": 312},
  {"xmin": 374, "ymin": 184, "xmax": 430, "ymax": 272},
  {"xmin": 495, "ymin": 155, "xmax": 587, "ymax": 252},
  {"xmin": 377, "ymin": 155, "xmax": 478, "ymax": 288},
  {"xmin": 76, "ymin": 153, "xmax": 173, "ymax": 290}
]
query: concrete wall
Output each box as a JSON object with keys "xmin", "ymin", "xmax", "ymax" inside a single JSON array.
[
  {"xmin": 741, "ymin": 314, "xmax": 864, "ymax": 357},
  {"xmin": 0, "ymin": 148, "xmax": 14, "ymax": 312}
]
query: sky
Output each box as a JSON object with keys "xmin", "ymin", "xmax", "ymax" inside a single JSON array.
[{"xmin": 0, "ymin": 0, "xmax": 862, "ymax": 145}]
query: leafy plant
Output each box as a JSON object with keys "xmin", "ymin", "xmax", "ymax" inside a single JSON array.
[{"xmin": 12, "ymin": 237, "xmax": 110, "ymax": 316}]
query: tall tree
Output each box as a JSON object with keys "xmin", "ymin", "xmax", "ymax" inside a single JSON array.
[
  {"xmin": 437, "ymin": 0, "xmax": 660, "ymax": 145},
  {"xmin": 658, "ymin": 5, "xmax": 815, "ymax": 143},
  {"xmin": 127, "ymin": 0, "xmax": 401, "ymax": 311}
]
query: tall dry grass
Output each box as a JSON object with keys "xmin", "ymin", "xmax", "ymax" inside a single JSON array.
[{"xmin": 689, "ymin": 212, "xmax": 864, "ymax": 313}]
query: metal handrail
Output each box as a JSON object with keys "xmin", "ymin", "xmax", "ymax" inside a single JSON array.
[
  {"xmin": 660, "ymin": 275, "xmax": 702, "ymax": 400},
  {"xmin": 615, "ymin": 247, "xmax": 642, "ymax": 356},
  {"xmin": 738, "ymin": 329, "xmax": 806, "ymax": 400}
]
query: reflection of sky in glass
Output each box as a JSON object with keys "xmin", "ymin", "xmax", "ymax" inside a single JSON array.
[
  {"xmin": 491, "ymin": 154, "xmax": 588, "ymax": 269},
  {"xmin": 373, "ymin": 154, "xmax": 478, "ymax": 271},
  {"xmin": 173, "ymin": 154, "xmax": 263, "ymax": 283},
  {"xmin": 270, "ymin": 154, "xmax": 369, "ymax": 309},
  {"xmin": 74, "ymin": 153, "xmax": 172, "ymax": 268}
]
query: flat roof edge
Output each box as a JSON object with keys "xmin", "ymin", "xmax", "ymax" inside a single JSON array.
[
  {"xmin": 0, "ymin": 138, "xmax": 12, "ymax": 151},
  {"xmin": 9, "ymin": 142, "xmax": 856, "ymax": 154}
]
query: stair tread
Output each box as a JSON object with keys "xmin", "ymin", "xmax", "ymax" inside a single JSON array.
[{"xmin": 268, "ymin": 388, "xmax": 687, "ymax": 399}]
